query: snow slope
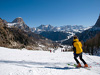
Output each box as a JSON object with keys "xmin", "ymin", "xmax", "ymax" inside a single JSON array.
[{"xmin": 0, "ymin": 47, "xmax": 100, "ymax": 75}]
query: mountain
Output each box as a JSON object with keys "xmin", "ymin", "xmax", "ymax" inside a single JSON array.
[
  {"xmin": 59, "ymin": 25, "xmax": 85, "ymax": 32},
  {"xmin": 37, "ymin": 24, "xmax": 54, "ymax": 31},
  {"xmin": 0, "ymin": 18, "xmax": 59, "ymax": 50},
  {"xmin": 32, "ymin": 25, "xmax": 86, "ymax": 34},
  {"xmin": 7, "ymin": 17, "xmax": 31, "ymax": 31},
  {"xmin": 36, "ymin": 25, "xmax": 86, "ymax": 41},
  {"xmin": 6, "ymin": 17, "xmax": 86, "ymax": 42},
  {"xmin": 62, "ymin": 14, "xmax": 100, "ymax": 45},
  {"xmin": 6, "ymin": 17, "xmax": 86, "ymax": 34},
  {"xmin": 31, "ymin": 27, "xmax": 36, "ymax": 32},
  {"xmin": 94, "ymin": 15, "xmax": 100, "ymax": 27},
  {"xmin": 40, "ymin": 31, "xmax": 70, "ymax": 41},
  {"xmin": 31, "ymin": 25, "xmax": 54, "ymax": 34},
  {"xmin": 83, "ymin": 32, "xmax": 100, "ymax": 55},
  {"xmin": 12, "ymin": 17, "xmax": 24, "ymax": 23}
]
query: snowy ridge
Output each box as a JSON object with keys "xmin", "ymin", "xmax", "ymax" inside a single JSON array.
[
  {"xmin": 0, "ymin": 47, "xmax": 100, "ymax": 75},
  {"xmin": 7, "ymin": 22, "xmax": 24, "ymax": 27},
  {"xmin": 7, "ymin": 23, "xmax": 18, "ymax": 27},
  {"xmin": 32, "ymin": 25, "xmax": 87, "ymax": 34},
  {"xmin": 60, "ymin": 32, "xmax": 75, "ymax": 43}
]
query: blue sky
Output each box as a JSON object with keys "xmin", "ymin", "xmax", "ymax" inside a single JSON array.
[{"xmin": 0, "ymin": 0, "xmax": 100, "ymax": 27}]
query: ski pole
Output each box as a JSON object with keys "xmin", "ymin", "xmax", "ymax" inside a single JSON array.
[{"xmin": 83, "ymin": 53, "xmax": 99, "ymax": 65}]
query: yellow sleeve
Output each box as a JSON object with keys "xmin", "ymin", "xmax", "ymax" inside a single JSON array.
[
  {"xmin": 79, "ymin": 42, "xmax": 82, "ymax": 47},
  {"xmin": 73, "ymin": 42, "xmax": 76, "ymax": 47}
]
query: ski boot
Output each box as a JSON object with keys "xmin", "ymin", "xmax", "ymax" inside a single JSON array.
[
  {"xmin": 84, "ymin": 64, "xmax": 88, "ymax": 68},
  {"xmin": 76, "ymin": 63, "xmax": 82, "ymax": 67}
]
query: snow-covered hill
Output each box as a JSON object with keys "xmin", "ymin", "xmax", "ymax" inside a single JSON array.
[{"xmin": 0, "ymin": 47, "xmax": 100, "ymax": 75}]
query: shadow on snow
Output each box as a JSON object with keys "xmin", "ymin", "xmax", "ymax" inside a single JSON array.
[
  {"xmin": 44, "ymin": 66, "xmax": 75, "ymax": 70},
  {"xmin": 0, "ymin": 60, "xmax": 75, "ymax": 70}
]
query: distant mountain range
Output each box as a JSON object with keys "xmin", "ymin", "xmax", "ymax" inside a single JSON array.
[
  {"xmin": 4, "ymin": 17, "xmax": 87, "ymax": 34},
  {"xmin": 3, "ymin": 17, "xmax": 88, "ymax": 41},
  {"xmin": 62, "ymin": 15, "xmax": 100, "ymax": 45},
  {"xmin": 35, "ymin": 25, "xmax": 88, "ymax": 41},
  {"xmin": 31, "ymin": 24, "xmax": 87, "ymax": 34}
]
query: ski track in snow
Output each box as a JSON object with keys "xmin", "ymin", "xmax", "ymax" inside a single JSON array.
[{"xmin": 0, "ymin": 47, "xmax": 100, "ymax": 75}]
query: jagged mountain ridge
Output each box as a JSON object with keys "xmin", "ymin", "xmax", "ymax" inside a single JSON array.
[
  {"xmin": 7, "ymin": 17, "xmax": 31, "ymax": 31},
  {"xmin": 31, "ymin": 24, "xmax": 86, "ymax": 34},
  {"xmin": 36, "ymin": 25, "xmax": 86, "ymax": 41},
  {"xmin": 12, "ymin": 17, "xmax": 24, "ymax": 23},
  {"xmin": 94, "ymin": 15, "xmax": 100, "ymax": 27},
  {"xmin": 0, "ymin": 18, "xmax": 58, "ymax": 50},
  {"xmin": 5, "ymin": 17, "xmax": 86, "ymax": 42},
  {"xmin": 5, "ymin": 17, "xmax": 86, "ymax": 33},
  {"xmin": 62, "ymin": 14, "xmax": 100, "ymax": 45}
]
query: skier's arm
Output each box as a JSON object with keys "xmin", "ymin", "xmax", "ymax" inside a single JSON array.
[{"xmin": 72, "ymin": 42, "xmax": 76, "ymax": 54}]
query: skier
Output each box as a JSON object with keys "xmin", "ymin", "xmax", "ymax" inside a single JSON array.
[{"xmin": 72, "ymin": 35, "xmax": 88, "ymax": 67}]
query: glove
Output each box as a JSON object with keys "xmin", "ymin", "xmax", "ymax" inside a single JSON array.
[{"xmin": 73, "ymin": 53, "xmax": 76, "ymax": 56}]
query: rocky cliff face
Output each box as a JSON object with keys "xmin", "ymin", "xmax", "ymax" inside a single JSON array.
[
  {"xmin": 94, "ymin": 15, "xmax": 100, "ymax": 27},
  {"xmin": 0, "ymin": 18, "xmax": 59, "ymax": 50},
  {"xmin": 12, "ymin": 17, "xmax": 24, "ymax": 24},
  {"xmin": 12, "ymin": 17, "xmax": 31, "ymax": 31},
  {"xmin": 7, "ymin": 17, "xmax": 31, "ymax": 31}
]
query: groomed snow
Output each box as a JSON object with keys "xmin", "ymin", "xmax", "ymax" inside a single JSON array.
[{"xmin": 0, "ymin": 47, "xmax": 100, "ymax": 75}]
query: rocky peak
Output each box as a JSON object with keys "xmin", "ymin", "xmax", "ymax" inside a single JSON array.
[
  {"xmin": 37, "ymin": 24, "xmax": 54, "ymax": 31},
  {"xmin": 12, "ymin": 17, "xmax": 24, "ymax": 24},
  {"xmin": 5, "ymin": 17, "xmax": 31, "ymax": 31},
  {"xmin": 94, "ymin": 14, "xmax": 100, "ymax": 27}
]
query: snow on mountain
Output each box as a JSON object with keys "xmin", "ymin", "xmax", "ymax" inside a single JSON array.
[
  {"xmin": 5, "ymin": 17, "xmax": 89, "ymax": 42},
  {"xmin": 33, "ymin": 25, "xmax": 87, "ymax": 34},
  {"xmin": 6, "ymin": 17, "xmax": 25, "ymax": 27},
  {"xmin": 84, "ymin": 26, "xmax": 92, "ymax": 30},
  {"xmin": 5, "ymin": 17, "xmax": 87, "ymax": 35},
  {"xmin": 7, "ymin": 23, "xmax": 18, "ymax": 27},
  {"xmin": 56, "ymin": 27, "xmax": 61, "ymax": 30},
  {"xmin": 6, "ymin": 17, "xmax": 31, "ymax": 31},
  {"xmin": 37, "ymin": 25, "xmax": 88, "ymax": 42},
  {"xmin": 0, "ymin": 47, "xmax": 100, "ymax": 75},
  {"xmin": 45, "ymin": 25, "xmax": 49, "ymax": 27},
  {"xmin": 4, "ymin": 17, "xmax": 88, "ymax": 42},
  {"xmin": 60, "ymin": 32, "xmax": 75, "ymax": 43}
]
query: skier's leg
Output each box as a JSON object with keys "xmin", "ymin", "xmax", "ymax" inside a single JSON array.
[
  {"xmin": 79, "ymin": 53, "xmax": 88, "ymax": 67},
  {"xmin": 79, "ymin": 53, "xmax": 87, "ymax": 65},
  {"xmin": 74, "ymin": 54, "xmax": 81, "ymax": 67},
  {"xmin": 74, "ymin": 54, "xmax": 80, "ymax": 64}
]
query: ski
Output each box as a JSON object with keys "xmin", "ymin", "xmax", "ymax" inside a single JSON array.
[
  {"xmin": 67, "ymin": 64, "xmax": 77, "ymax": 67},
  {"xmin": 67, "ymin": 64, "xmax": 92, "ymax": 70}
]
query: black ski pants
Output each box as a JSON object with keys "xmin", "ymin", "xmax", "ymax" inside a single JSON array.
[{"xmin": 74, "ymin": 53, "xmax": 87, "ymax": 65}]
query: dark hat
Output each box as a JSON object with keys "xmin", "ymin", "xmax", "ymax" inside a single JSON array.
[{"xmin": 73, "ymin": 35, "xmax": 78, "ymax": 39}]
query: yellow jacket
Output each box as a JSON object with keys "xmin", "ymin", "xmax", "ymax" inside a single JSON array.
[{"xmin": 73, "ymin": 39, "xmax": 83, "ymax": 54}]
